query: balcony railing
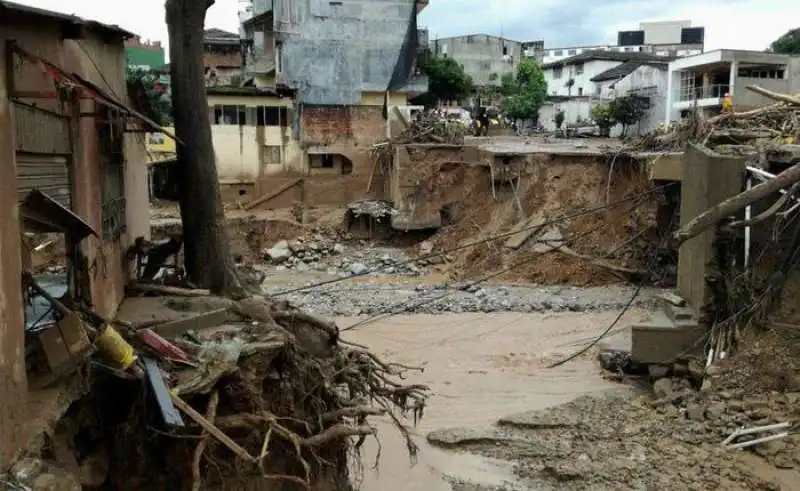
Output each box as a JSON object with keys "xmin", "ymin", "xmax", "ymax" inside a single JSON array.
[{"xmin": 676, "ymin": 83, "xmax": 730, "ymax": 102}]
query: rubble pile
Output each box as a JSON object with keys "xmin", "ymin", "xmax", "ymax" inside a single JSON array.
[
  {"xmin": 632, "ymin": 85, "xmax": 800, "ymax": 154},
  {"xmin": 263, "ymin": 237, "xmax": 427, "ymax": 278},
  {"xmin": 393, "ymin": 110, "xmax": 467, "ymax": 145}
]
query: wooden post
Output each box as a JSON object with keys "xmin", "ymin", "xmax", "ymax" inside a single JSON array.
[{"xmin": 0, "ymin": 38, "xmax": 29, "ymax": 468}]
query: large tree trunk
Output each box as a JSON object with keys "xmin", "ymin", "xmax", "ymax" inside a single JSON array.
[{"xmin": 166, "ymin": 0, "xmax": 244, "ymax": 297}]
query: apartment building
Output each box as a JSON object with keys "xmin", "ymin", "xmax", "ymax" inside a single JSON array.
[
  {"xmin": 665, "ymin": 50, "xmax": 800, "ymax": 122},
  {"xmin": 539, "ymin": 50, "xmax": 672, "ymax": 135},
  {"xmin": 238, "ymin": 0, "xmax": 428, "ymax": 105},
  {"xmin": 429, "ymin": 35, "xmax": 544, "ymax": 86},
  {"xmin": 541, "ymin": 20, "xmax": 704, "ymax": 64}
]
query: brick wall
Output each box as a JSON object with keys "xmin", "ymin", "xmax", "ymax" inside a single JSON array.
[{"xmin": 301, "ymin": 105, "xmax": 386, "ymax": 146}]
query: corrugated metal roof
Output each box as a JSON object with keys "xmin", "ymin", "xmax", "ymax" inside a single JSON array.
[
  {"xmin": 0, "ymin": 0, "xmax": 135, "ymax": 38},
  {"xmin": 542, "ymin": 50, "xmax": 674, "ymax": 70}
]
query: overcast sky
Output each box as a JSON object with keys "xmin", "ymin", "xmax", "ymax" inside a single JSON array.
[{"xmin": 14, "ymin": 0, "xmax": 796, "ymax": 53}]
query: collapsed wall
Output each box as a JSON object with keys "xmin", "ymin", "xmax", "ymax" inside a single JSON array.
[{"xmin": 393, "ymin": 145, "xmax": 676, "ymax": 286}]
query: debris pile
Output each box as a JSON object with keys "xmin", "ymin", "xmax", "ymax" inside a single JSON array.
[
  {"xmin": 263, "ymin": 237, "xmax": 427, "ymax": 278},
  {"xmin": 631, "ymin": 85, "xmax": 800, "ymax": 154},
  {"xmin": 393, "ymin": 110, "xmax": 467, "ymax": 145},
  {"xmin": 11, "ymin": 222, "xmax": 430, "ymax": 491}
]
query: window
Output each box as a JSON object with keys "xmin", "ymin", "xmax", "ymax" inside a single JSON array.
[
  {"xmin": 502, "ymin": 45, "xmax": 508, "ymax": 56},
  {"xmin": 553, "ymin": 67, "xmax": 563, "ymax": 79},
  {"xmin": 553, "ymin": 49, "xmax": 563, "ymax": 56},
  {"xmin": 97, "ymin": 106, "xmax": 126, "ymax": 239},
  {"xmin": 276, "ymin": 41, "xmax": 283, "ymax": 73},
  {"xmin": 253, "ymin": 106, "xmax": 289, "ymax": 126},
  {"xmin": 148, "ymin": 133, "xmax": 165, "ymax": 145},
  {"xmin": 212, "ymin": 105, "xmax": 246, "ymax": 125},
  {"xmin": 578, "ymin": 87, "xmax": 583, "ymax": 96},
  {"xmin": 263, "ymin": 145, "xmax": 281, "ymax": 164},
  {"xmin": 567, "ymin": 49, "xmax": 577, "ymax": 55},
  {"xmin": 624, "ymin": 47, "xmax": 634, "ymax": 52},
  {"xmin": 575, "ymin": 63, "xmax": 584, "ymax": 75},
  {"xmin": 596, "ymin": 85, "xmax": 602, "ymax": 96}
]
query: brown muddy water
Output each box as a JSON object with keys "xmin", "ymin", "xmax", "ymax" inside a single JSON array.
[{"xmin": 339, "ymin": 310, "xmax": 647, "ymax": 490}]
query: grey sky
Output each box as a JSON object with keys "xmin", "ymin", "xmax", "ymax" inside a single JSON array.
[{"xmin": 12, "ymin": 0, "xmax": 797, "ymax": 53}]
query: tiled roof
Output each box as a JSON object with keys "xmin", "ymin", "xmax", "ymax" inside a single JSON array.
[{"xmin": 542, "ymin": 50, "xmax": 674, "ymax": 69}]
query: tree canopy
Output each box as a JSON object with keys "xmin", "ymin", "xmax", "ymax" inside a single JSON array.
[
  {"xmin": 608, "ymin": 94, "xmax": 649, "ymax": 136},
  {"xmin": 769, "ymin": 28, "xmax": 800, "ymax": 54},
  {"xmin": 416, "ymin": 53, "xmax": 474, "ymax": 106},
  {"xmin": 127, "ymin": 67, "xmax": 172, "ymax": 125},
  {"xmin": 500, "ymin": 59, "xmax": 547, "ymax": 122}
]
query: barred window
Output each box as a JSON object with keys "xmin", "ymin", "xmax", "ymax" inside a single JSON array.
[{"xmin": 98, "ymin": 105, "xmax": 126, "ymax": 239}]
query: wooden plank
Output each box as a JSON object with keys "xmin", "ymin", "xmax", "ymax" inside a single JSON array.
[{"xmin": 243, "ymin": 178, "xmax": 302, "ymax": 211}]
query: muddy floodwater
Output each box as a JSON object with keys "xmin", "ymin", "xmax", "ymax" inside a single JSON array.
[{"xmin": 340, "ymin": 310, "xmax": 645, "ymax": 490}]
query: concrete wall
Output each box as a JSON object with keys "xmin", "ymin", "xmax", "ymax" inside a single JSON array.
[
  {"xmin": 545, "ymin": 60, "xmax": 620, "ymax": 97},
  {"xmin": 618, "ymin": 65, "xmax": 669, "ymax": 135},
  {"xmin": 640, "ymin": 20, "xmax": 691, "ymax": 46},
  {"xmin": 431, "ymin": 35, "xmax": 522, "ymax": 87},
  {"xmin": 539, "ymin": 99, "xmax": 593, "ymax": 131},
  {"xmin": 677, "ymin": 146, "xmax": 745, "ymax": 316},
  {"xmin": 273, "ymin": 0, "xmax": 425, "ymax": 105}
]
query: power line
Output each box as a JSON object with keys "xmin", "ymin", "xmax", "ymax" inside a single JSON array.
[
  {"xmin": 271, "ymin": 182, "xmax": 676, "ymax": 298},
  {"xmin": 341, "ymin": 217, "xmax": 624, "ymax": 333},
  {"xmin": 546, "ymin": 206, "xmax": 680, "ymax": 369}
]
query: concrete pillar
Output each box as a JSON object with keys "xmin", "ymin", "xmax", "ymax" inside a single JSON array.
[
  {"xmin": 0, "ymin": 39, "xmax": 28, "ymax": 469},
  {"xmin": 728, "ymin": 61, "xmax": 737, "ymax": 96},
  {"xmin": 677, "ymin": 145, "xmax": 746, "ymax": 318},
  {"xmin": 701, "ymin": 71, "xmax": 710, "ymax": 99},
  {"xmin": 665, "ymin": 69, "xmax": 674, "ymax": 124}
]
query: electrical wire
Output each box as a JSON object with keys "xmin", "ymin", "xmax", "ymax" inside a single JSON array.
[
  {"xmin": 341, "ymin": 216, "xmax": 626, "ymax": 333},
  {"xmin": 546, "ymin": 205, "xmax": 680, "ymax": 369},
  {"xmin": 270, "ymin": 182, "xmax": 676, "ymax": 298}
]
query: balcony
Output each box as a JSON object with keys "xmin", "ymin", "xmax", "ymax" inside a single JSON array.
[{"xmin": 673, "ymin": 83, "xmax": 729, "ymax": 110}]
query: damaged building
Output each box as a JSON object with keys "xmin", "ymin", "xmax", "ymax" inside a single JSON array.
[
  {"xmin": 148, "ymin": 0, "xmax": 429, "ymax": 205},
  {"xmin": 0, "ymin": 0, "xmax": 171, "ymax": 469}
]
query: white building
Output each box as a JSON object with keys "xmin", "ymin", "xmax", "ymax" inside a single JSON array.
[
  {"xmin": 539, "ymin": 51, "xmax": 671, "ymax": 135},
  {"xmin": 541, "ymin": 20, "xmax": 704, "ymax": 64},
  {"xmin": 665, "ymin": 50, "xmax": 800, "ymax": 122}
]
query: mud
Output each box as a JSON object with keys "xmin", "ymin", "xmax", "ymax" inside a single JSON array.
[{"xmin": 341, "ymin": 311, "xmax": 639, "ymax": 491}]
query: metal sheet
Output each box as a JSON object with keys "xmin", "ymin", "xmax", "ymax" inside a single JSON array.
[{"xmin": 16, "ymin": 153, "xmax": 71, "ymax": 208}]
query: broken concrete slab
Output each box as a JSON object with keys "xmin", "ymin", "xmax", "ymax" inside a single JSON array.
[
  {"xmin": 151, "ymin": 308, "xmax": 229, "ymax": 339},
  {"xmin": 532, "ymin": 226, "xmax": 564, "ymax": 253},
  {"xmin": 504, "ymin": 217, "xmax": 545, "ymax": 249}
]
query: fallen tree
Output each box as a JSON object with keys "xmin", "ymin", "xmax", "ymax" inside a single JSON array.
[{"xmin": 105, "ymin": 295, "xmax": 428, "ymax": 490}]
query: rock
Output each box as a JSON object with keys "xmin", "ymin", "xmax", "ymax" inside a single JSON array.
[
  {"xmin": 754, "ymin": 439, "xmax": 786, "ymax": 457},
  {"xmin": 648, "ymin": 364, "xmax": 670, "ymax": 379},
  {"xmin": 653, "ymin": 378, "xmax": 675, "ymax": 399},
  {"xmin": 348, "ymin": 262, "xmax": 369, "ymax": 275},
  {"xmin": 419, "ymin": 240, "xmax": 434, "ymax": 255},
  {"xmin": 686, "ymin": 403, "xmax": 706, "ymax": 421},
  {"xmin": 266, "ymin": 241, "xmax": 292, "ymax": 262},
  {"xmin": 11, "ymin": 457, "xmax": 44, "ymax": 484},
  {"xmin": 332, "ymin": 243, "xmax": 346, "ymax": 255},
  {"xmin": 705, "ymin": 403, "xmax": 726, "ymax": 421},
  {"xmin": 774, "ymin": 456, "xmax": 795, "ymax": 469}
]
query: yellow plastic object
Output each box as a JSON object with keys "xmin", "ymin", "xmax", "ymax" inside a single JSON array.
[{"xmin": 95, "ymin": 326, "xmax": 137, "ymax": 370}]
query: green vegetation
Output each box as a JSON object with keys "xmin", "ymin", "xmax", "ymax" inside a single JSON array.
[
  {"xmin": 500, "ymin": 58, "xmax": 547, "ymax": 122},
  {"xmin": 590, "ymin": 103, "xmax": 614, "ymax": 137},
  {"xmin": 126, "ymin": 68, "xmax": 172, "ymax": 125},
  {"xmin": 770, "ymin": 28, "xmax": 800, "ymax": 54},
  {"xmin": 609, "ymin": 94, "xmax": 649, "ymax": 136},
  {"xmin": 414, "ymin": 53, "xmax": 474, "ymax": 106}
]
